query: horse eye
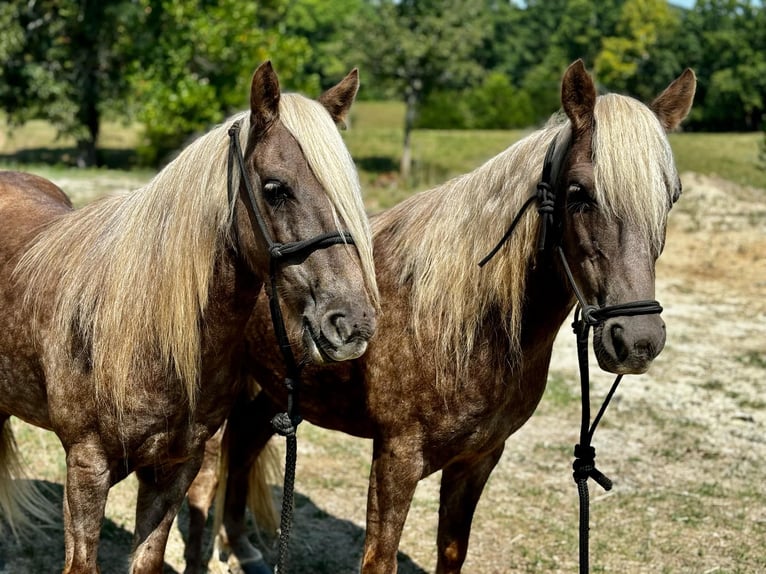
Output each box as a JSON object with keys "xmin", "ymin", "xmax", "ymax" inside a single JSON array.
[
  {"xmin": 567, "ymin": 184, "xmax": 596, "ymax": 213},
  {"xmin": 262, "ymin": 180, "xmax": 292, "ymax": 207}
]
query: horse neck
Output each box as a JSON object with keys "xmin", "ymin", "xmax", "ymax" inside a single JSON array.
[
  {"xmin": 193, "ymin": 246, "xmax": 263, "ymax": 405},
  {"xmin": 518, "ymin": 254, "xmax": 577, "ymax": 362}
]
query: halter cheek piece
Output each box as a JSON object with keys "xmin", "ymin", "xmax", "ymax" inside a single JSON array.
[
  {"xmin": 227, "ymin": 120, "xmax": 355, "ymax": 573},
  {"xmin": 479, "ymin": 136, "xmax": 663, "ymax": 574}
]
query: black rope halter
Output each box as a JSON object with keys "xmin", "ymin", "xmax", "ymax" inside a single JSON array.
[
  {"xmin": 227, "ymin": 120, "xmax": 355, "ymax": 574},
  {"xmin": 479, "ymin": 135, "xmax": 663, "ymax": 574}
]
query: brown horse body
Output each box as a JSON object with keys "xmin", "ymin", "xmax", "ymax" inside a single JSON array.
[
  {"xmin": 188, "ymin": 61, "xmax": 696, "ymax": 573},
  {"xmin": 0, "ymin": 63, "xmax": 378, "ymax": 573}
]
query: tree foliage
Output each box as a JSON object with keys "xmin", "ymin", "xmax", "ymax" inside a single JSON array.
[
  {"xmin": 0, "ymin": 0, "xmax": 764, "ymax": 169},
  {"xmin": 345, "ymin": 0, "xmax": 486, "ymax": 178},
  {"xmin": 0, "ymin": 0, "xmax": 139, "ymax": 166},
  {"xmin": 126, "ymin": 0, "xmax": 316, "ymax": 165}
]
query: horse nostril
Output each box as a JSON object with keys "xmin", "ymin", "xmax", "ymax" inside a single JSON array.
[
  {"xmin": 610, "ymin": 324, "xmax": 629, "ymax": 362},
  {"xmin": 634, "ymin": 339, "xmax": 655, "ymax": 360},
  {"xmin": 326, "ymin": 312, "xmax": 351, "ymax": 345}
]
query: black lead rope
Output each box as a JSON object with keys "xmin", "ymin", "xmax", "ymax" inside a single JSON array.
[
  {"xmin": 479, "ymin": 137, "xmax": 663, "ymax": 574},
  {"xmin": 558, "ymin": 246, "xmax": 662, "ymax": 574},
  {"xmin": 227, "ymin": 121, "xmax": 355, "ymax": 574}
]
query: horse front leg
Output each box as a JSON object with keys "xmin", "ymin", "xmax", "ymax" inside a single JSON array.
[
  {"xmin": 219, "ymin": 394, "xmax": 278, "ymax": 574},
  {"xmin": 131, "ymin": 457, "xmax": 204, "ymax": 574},
  {"xmin": 361, "ymin": 437, "xmax": 423, "ymax": 574},
  {"xmin": 62, "ymin": 441, "xmax": 111, "ymax": 574},
  {"xmin": 183, "ymin": 428, "xmax": 223, "ymax": 574},
  {"xmin": 435, "ymin": 445, "xmax": 504, "ymax": 574}
]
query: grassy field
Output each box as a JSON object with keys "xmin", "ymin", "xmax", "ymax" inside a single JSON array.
[{"xmin": 0, "ymin": 106, "xmax": 765, "ymax": 573}]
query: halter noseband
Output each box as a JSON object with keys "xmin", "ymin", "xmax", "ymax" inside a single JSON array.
[
  {"xmin": 479, "ymin": 135, "xmax": 663, "ymax": 574},
  {"xmin": 227, "ymin": 120, "xmax": 356, "ymax": 573}
]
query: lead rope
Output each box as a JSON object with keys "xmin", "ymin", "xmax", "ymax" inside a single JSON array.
[
  {"xmin": 227, "ymin": 121, "xmax": 356, "ymax": 574},
  {"xmin": 267, "ymin": 262, "xmax": 302, "ymax": 574},
  {"xmin": 479, "ymin": 136, "xmax": 663, "ymax": 574},
  {"xmin": 557, "ymin": 246, "xmax": 662, "ymax": 573}
]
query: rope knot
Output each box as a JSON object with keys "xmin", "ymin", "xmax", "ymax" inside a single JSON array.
[
  {"xmin": 269, "ymin": 243, "xmax": 285, "ymax": 259},
  {"xmin": 581, "ymin": 305, "xmax": 601, "ymax": 326},
  {"xmin": 536, "ymin": 182, "xmax": 555, "ymax": 213},
  {"xmin": 271, "ymin": 412, "xmax": 302, "ymax": 437},
  {"xmin": 228, "ymin": 122, "xmax": 241, "ymax": 137},
  {"xmin": 573, "ymin": 444, "xmax": 612, "ymax": 491}
]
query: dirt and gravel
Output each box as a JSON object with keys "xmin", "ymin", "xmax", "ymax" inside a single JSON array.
[{"xmin": 1, "ymin": 172, "xmax": 764, "ymax": 573}]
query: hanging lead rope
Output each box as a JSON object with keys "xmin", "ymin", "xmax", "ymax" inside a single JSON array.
[
  {"xmin": 479, "ymin": 135, "xmax": 663, "ymax": 574},
  {"xmin": 227, "ymin": 121, "xmax": 356, "ymax": 574},
  {"xmin": 558, "ymin": 247, "xmax": 662, "ymax": 573}
]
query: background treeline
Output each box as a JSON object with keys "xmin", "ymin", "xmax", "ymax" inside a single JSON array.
[{"xmin": 0, "ymin": 0, "xmax": 764, "ymax": 167}]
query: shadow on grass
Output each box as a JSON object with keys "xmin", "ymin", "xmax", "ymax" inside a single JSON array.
[
  {"xmin": 355, "ymin": 155, "xmax": 398, "ymax": 174},
  {"xmin": 0, "ymin": 480, "xmax": 178, "ymax": 574},
  {"xmin": 0, "ymin": 148, "xmax": 138, "ymax": 170},
  {"xmin": 175, "ymin": 488, "xmax": 427, "ymax": 574}
]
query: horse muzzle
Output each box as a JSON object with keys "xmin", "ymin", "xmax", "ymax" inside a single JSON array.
[
  {"xmin": 594, "ymin": 314, "xmax": 666, "ymax": 375},
  {"xmin": 302, "ymin": 309, "xmax": 376, "ymax": 364}
]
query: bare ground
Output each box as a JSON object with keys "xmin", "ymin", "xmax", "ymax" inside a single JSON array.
[{"xmin": 1, "ymin": 172, "xmax": 765, "ymax": 573}]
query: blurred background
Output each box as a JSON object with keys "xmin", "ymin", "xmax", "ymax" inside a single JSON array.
[{"xmin": 0, "ymin": 0, "xmax": 764, "ymax": 190}]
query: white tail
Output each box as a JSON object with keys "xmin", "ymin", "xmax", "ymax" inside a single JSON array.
[{"xmin": 0, "ymin": 419, "xmax": 57, "ymax": 539}]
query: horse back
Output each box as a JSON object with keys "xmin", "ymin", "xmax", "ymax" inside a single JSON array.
[{"xmin": 0, "ymin": 171, "xmax": 72, "ymax": 259}]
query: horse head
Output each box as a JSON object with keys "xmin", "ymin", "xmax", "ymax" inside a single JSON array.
[
  {"xmin": 232, "ymin": 62, "xmax": 378, "ymax": 363},
  {"xmin": 557, "ymin": 59, "xmax": 695, "ymax": 374}
]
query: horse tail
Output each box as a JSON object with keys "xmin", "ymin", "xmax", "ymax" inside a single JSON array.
[
  {"xmin": 212, "ymin": 426, "xmax": 280, "ymax": 542},
  {"xmin": 0, "ymin": 418, "xmax": 56, "ymax": 538},
  {"xmin": 245, "ymin": 440, "xmax": 280, "ymax": 534}
]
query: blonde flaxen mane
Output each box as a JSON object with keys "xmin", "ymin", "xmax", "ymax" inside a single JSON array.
[
  {"xmin": 15, "ymin": 93, "xmax": 377, "ymax": 415},
  {"xmin": 375, "ymin": 93, "xmax": 677, "ymax": 388}
]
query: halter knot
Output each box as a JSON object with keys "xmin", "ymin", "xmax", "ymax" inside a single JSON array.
[
  {"xmin": 581, "ymin": 305, "xmax": 601, "ymax": 326},
  {"xmin": 536, "ymin": 182, "xmax": 555, "ymax": 214},
  {"xmin": 269, "ymin": 244, "xmax": 285, "ymax": 259},
  {"xmin": 271, "ymin": 412, "xmax": 302, "ymax": 437},
  {"xmin": 535, "ymin": 180, "xmax": 557, "ymax": 252}
]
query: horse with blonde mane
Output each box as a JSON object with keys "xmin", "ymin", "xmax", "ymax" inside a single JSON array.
[
  {"xmin": 186, "ymin": 60, "xmax": 696, "ymax": 573},
  {"xmin": 0, "ymin": 62, "xmax": 378, "ymax": 573}
]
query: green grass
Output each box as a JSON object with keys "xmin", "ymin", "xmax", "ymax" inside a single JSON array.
[{"xmin": 669, "ymin": 131, "xmax": 766, "ymax": 190}]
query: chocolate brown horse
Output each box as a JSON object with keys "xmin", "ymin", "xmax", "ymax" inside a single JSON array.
[
  {"xmin": 187, "ymin": 60, "xmax": 696, "ymax": 573},
  {"xmin": 0, "ymin": 62, "xmax": 378, "ymax": 573}
]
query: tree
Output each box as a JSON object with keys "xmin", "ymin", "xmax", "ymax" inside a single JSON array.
[
  {"xmin": 126, "ymin": 0, "xmax": 316, "ymax": 165},
  {"xmin": 348, "ymin": 0, "xmax": 486, "ymax": 180},
  {"xmin": 680, "ymin": 0, "xmax": 766, "ymax": 130},
  {"xmin": 0, "ymin": 0, "xmax": 139, "ymax": 166},
  {"xmin": 595, "ymin": 0, "xmax": 681, "ymax": 97}
]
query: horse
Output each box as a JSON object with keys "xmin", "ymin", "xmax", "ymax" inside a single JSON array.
[
  {"xmin": 0, "ymin": 61, "xmax": 379, "ymax": 573},
  {"xmin": 186, "ymin": 59, "xmax": 696, "ymax": 573}
]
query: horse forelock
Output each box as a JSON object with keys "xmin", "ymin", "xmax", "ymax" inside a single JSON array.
[
  {"xmin": 15, "ymin": 117, "xmax": 241, "ymax": 415},
  {"xmin": 592, "ymin": 94, "xmax": 676, "ymax": 252},
  {"xmin": 373, "ymin": 125, "xmax": 564, "ymax": 388},
  {"xmin": 278, "ymin": 94, "xmax": 379, "ymax": 306}
]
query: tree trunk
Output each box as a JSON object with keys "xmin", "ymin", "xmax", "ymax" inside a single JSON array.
[
  {"xmin": 400, "ymin": 83, "xmax": 420, "ymax": 181},
  {"xmin": 73, "ymin": 0, "xmax": 102, "ymax": 168}
]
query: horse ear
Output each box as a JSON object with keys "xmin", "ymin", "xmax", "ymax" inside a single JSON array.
[
  {"xmin": 250, "ymin": 61, "xmax": 281, "ymax": 133},
  {"xmin": 561, "ymin": 59, "xmax": 597, "ymax": 136},
  {"xmin": 318, "ymin": 68, "xmax": 360, "ymax": 130},
  {"xmin": 651, "ymin": 68, "xmax": 696, "ymax": 131}
]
